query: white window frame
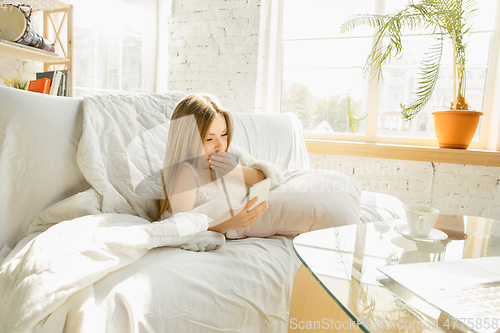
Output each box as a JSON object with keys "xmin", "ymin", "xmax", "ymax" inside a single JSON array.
[
  {"xmin": 264, "ymin": 0, "xmax": 500, "ymax": 150},
  {"xmin": 68, "ymin": 0, "xmax": 158, "ymax": 96}
]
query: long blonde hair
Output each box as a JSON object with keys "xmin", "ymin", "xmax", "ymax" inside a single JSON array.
[{"xmin": 158, "ymin": 93, "xmax": 233, "ymax": 216}]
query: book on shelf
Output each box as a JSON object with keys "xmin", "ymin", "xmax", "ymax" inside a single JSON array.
[
  {"xmin": 27, "ymin": 78, "xmax": 51, "ymax": 94},
  {"xmin": 35, "ymin": 70, "xmax": 71, "ymax": 96},
  {"xmin": 58, "ymin": 69, "xmax": 71, "ymax": 97},
  {"xmin": 50, "ymin": 71, "xmax": 62, "ymax": 95}
]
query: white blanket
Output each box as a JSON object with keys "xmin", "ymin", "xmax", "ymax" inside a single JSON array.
[{"xmin": 0, "ymin": 93, "xmax": 228, "ymax": 332}]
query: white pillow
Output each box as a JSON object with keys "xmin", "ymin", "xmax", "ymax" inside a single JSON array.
[
  {"xmin": 225, "ymin": 169, "xmax": 362, "ymax": 239},
  {"xmin": 0, "ymin": 87, "xmax": 90, "ymax": 257},
  {"xmin": 231, "ymin": 112, "xmax": 310, "ymax": 171}
]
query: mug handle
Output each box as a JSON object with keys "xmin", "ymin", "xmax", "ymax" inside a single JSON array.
[{"xmin": 418, "ymin": 216, "xmax": 425, "ymax": 234}]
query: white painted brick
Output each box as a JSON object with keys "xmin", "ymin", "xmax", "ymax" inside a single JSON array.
[
  {"xmin": 168, "ymin": 38, "xmax": 180, "ymax": 47},
  {"xmin": 226, "ymin": 72, "xmax": 247, "ymax": 81},
  {"xmin": 459, "ymin": 165, "xmax": 500, "ymax": 177},
  {"xmin": 181, "ymin": 46, "xmax": 208, "ymax": 55},
  {"xmin": 170, "ymin": 56, "xmax": 187, "ymax": 65},
  {"xmin": 187, "ymin": 38, "xmax": 213, "ymax": 47},
  {"xmin": 214, "ymin": 8, "xmax": 233, "ymax": 20},
  {"xmin": 211, "ymin": 18, "xmax": 240, "ymax": 28},
  {"xmin": 185, "ymin": 3, "xmax": 211, "ymax": 11},
  {"xmin": 246, "ymin": 34, "xmax": 259, "ymax": 44},
  {"xmin": 211, "ymin": 72, "xmax": 229, "ymax": 80},
  {"xmin": 434, "ymin": 173, "xmax": 457, "ymax": 183},
  {"xmin": 223, "ymin": 36, "xmax": 247, "ymax": 46},
  {"xmin": 169, "ymin": 49, "xmax": 180, "ymax": 58},
  {"xmin": 181, "ymin": 0, "xmax": 200, "ymax": 4},
  {"xmin": 408, "ymin": 178, "xmax": 429, "ymax": 189},
  {"xmin": 237, "ymin": 18, "xmax": 251, "ymax": 27},
  {"xmin": 232, "ymin": 7, "xmax": 253, "ymax": 19},
  {"xmin": 167, "ymin": 73, "xmax": 189, "ymax": 82},
  {"xmin": 225, "ymin": 27, "xmax": 243, "ymax": 37},
  {"xmin": 229, "ymin": 62, "xmax": 256, "ymax": 73},
  {"xmin": 173, "ymin": 11, "xmax": 191, "ymax": 22},
  {"xmin": 186, "ymin": 54, "xmax": 211, "ymax": 63},
  {"xmin": 201, "ymin": 10, "xmax": 216, "ymax": 21},
  {"xmin": 0, "ymin": 55, "xmax": 23, "ymax": 69},
  {"xmin": 216, "ymin": 63, "xmax": 231, "ymax": 72},
  {"xmin": 468, "ymin": 188, "xmax": 495, "ymax": 199},
  {"xmin": 434, "ymin": 163, "xmax": 459, "ymax": 174},
  {"xmin": 171, "ymin": 30, "xmax": 183, "ymax": 40},
  {"xmin": 249, "ymin": 15, "xmax": 260, "ymax": 26},
  {"xmin": 188, "ymin": 11, "xmax": 205, "ymax": 21},
  {"xmin": 211, "ymin": 27, "xmax": 226, "ymax": 37},
  {"xmin": 210, "ymin": 1, "xmax": 244, "ymax": 10},
  {"xmin": 463, "ymin": 175, "xmax": 498, "ymax": 189},
  {"xmin": 187, "ymin": 63, "xmax": 207, "ymax": 72}
]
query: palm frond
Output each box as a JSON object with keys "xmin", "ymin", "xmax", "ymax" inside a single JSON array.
[
  {"xmin": 401, "ymin": 36, "xmax": 444, "ymax": 120},
  {"xmin": 340, "ymin": 15, "xmax": 388, "ymax": 33}
]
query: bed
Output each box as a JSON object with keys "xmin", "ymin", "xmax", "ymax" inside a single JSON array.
[{"xmin": 0, "ymin": 87, "xmax": 405, "ymax": 333}]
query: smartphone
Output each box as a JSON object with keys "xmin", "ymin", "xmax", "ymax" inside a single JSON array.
[{"xmin": 247, "ymin": 178, "xmax": 271, "ymax": 211}]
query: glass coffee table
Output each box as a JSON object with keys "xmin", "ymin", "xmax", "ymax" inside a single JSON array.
[{"xmin": 291, "ymin": 215, "xmax": 500, "ymax": 333}]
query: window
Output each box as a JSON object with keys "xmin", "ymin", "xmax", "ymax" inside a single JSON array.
[
  {"xmin": 269, "ymin": 0, "xmax": 500, "ymax": 149},
  {"xmin": 49, "ymin": 0, "xmax": 158, "ymax": 97}
]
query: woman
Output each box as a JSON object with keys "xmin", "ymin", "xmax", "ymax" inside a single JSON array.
[{"xmin": 158, "ymin": 93, "xmax": 269, "ymax": 235}]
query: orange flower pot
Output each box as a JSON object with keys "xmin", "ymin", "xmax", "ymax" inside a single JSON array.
[{"xmin": 432, "ymin": 110, "xmax": 483, "ymax": 149}]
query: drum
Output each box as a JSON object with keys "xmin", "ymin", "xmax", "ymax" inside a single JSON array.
[{"xmin": 0, "ymin": 4, "xmax": 55, "ymax": 52}]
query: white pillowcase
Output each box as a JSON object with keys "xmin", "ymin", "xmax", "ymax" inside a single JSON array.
[
  {"xmin": 231, "ymin": 112, "xmax": 310, "ymax": 171},
  {"xmin": 225, "ymin": 169, "xmax": 362, "ymax": 239},
  {"xmin": 0, "ymin": 87, "xmax": 90, "ymax": 258}
]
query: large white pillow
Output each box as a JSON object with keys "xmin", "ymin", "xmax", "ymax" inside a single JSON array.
[
  {"xmin": 225, "ymin": 169, "xmax": 362, "ymax": 239},
  {"xmin": 0, "ymin": 87, "xmax": 90, "ymax": 258},
  {"xmin": 231, "ymin": 112, "xmax": 310, "ymax": 171}
]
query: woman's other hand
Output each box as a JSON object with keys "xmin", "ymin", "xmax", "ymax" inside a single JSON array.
[
  {"xmin": 208, "ymin": 197, "xmax": 268, "ymax": 234},
  {"xmin": 208, "ymin": 151, "xmax": 240, "ymax": 177}
]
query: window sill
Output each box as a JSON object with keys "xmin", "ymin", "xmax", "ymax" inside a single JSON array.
[{"xmin": 305, "ymin": 139, "xmax": 500, "ymax": 167}]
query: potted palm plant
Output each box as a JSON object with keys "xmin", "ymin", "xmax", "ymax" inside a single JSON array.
[{"xmin": 341, "ymin": 0, "xmax": 483, "ymax": 149}]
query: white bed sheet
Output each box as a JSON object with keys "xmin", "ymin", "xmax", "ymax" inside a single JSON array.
[{"xmin": 76, "ymin": 235, "xmax": 301, "ymax": 333}]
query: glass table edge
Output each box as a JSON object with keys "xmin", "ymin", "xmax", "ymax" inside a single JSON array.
[{"xmin": 292, "ymin": 244, "xmax": 372, "ymax": 333}]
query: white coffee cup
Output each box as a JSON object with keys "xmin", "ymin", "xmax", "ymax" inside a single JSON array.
[{"xmin": 404, "ymin": 205, "xmax": 440, "ymax": 238}]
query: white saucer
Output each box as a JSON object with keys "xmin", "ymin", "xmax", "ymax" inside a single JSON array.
[{"xmin": 393, "ymin": 224, "xmax": 448, "ymax": 242}]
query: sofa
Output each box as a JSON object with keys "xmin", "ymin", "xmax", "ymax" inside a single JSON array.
[{"xmin": 0, "ymin": 86, "xmax": 405, "ymax": 333}]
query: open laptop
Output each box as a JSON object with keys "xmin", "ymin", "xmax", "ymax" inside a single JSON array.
[{"xmin": 378, "ymin": 257, "xmax": 500, "ymax": 333}]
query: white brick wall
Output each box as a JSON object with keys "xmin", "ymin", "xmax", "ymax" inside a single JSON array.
[
  {"xmin": 0, "ymin": 11, "xmax": 43, "ymax": 86},
  {"xmin": 309, "ymin": 154, "xmax": 500, "ymax": 220},
  {"xmin": 169, "ymin": 0, "xmax": 500, "ymax": 220},
  {"xmin": 167, "ymin": 0, "xmax": 262, "ymax": 113}
]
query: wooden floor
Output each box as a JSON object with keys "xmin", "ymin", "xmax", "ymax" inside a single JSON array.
[{"xmin": 288, "ymin": 265, "xmax": 363, "ymax": 332}]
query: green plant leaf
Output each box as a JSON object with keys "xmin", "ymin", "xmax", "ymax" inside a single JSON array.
[{"xmin": 401, "ymin": 36, "xmax": 444, "ymax": 120}]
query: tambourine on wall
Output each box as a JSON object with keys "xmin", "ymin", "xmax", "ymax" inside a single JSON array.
[{"xmin": 0, "ymin": 0, "xmax": 74, "ymax": 96}]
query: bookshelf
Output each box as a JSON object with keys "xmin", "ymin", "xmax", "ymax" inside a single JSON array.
[{"xmin": 0, "ymin": 0, "xmax": 73, "ymax": 96}]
